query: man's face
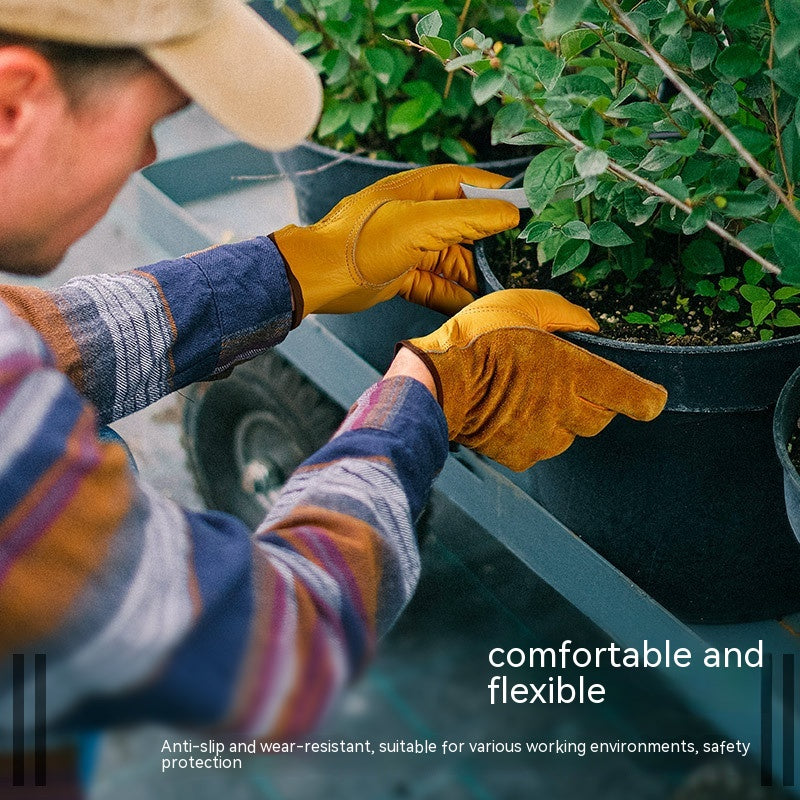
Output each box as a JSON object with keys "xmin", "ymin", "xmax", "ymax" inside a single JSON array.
[{"xmin": 0, "ymin": 59, "xmax": 189, "ymax": 275}]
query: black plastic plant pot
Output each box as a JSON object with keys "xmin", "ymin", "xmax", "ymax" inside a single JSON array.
[
  {"xmin": 475, "ymin": 241, "xmax": 800, "ymax": 624},
  {"xmin": 773, "ymin": 364, "xmax": 800, "ymax": 546},
  {"xmin": 274, "ymin": 138, "xmax": 533, "ymax": 224}
]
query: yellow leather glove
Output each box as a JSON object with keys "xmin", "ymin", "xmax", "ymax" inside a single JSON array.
[
  {"xmin": 400, "ymin": 289, "xmax": 668, "ymax": 471},
  {"xmin": 270, "ymin": 165, "xmax": 520, "ymax": 326}
]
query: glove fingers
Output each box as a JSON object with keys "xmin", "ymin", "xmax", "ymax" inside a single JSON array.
[
  {"xmin": 571, "ymin": 348, "xmax": 668, "ymax": 422},
  {"xmin": 459, "ymin": 289, "xmax": 598, "ymax": 334},
  {"xmin": 400, "ymin": 272, "xmax": 476, "ymax": 315},
  {"xmin": 419, "ymin": 246, "xmax": 480, "ymax": 293},
  {"xmin": 499, "ymin": 428, "xmax": 575, "ymax": 472},
  {"xmin": 374, "ymin": 164, "xmax": 513, "ymax": 201},
  {"xmin": 566, "ymin": 399, "xmax": 617, "ymax": 437},
  {"xmin": 365, "ymin": 199, "xmax": 519, "ymax": 259}
]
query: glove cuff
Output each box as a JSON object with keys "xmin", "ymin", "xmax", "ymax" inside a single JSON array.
[{"xmin": 268, "ymin": 231, "xmax": 304, "ymax": 329}]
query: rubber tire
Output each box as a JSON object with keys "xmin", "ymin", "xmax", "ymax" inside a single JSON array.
[{"xmin": 182, "ymin": 351, "xmax": 344, "ymax": 529}]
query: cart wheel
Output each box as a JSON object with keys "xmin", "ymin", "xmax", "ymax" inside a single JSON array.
[{"xmin": 182, "ymin": 351, "xmax": 344, "ymax": 529}]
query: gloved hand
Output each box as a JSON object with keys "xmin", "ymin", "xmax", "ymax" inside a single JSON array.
[
  {"xmin": 399, "ymin": 289, "xmax": 668, "ymax": 471},
  {"xmin": 270, "ymin": 165, "xmax": 520, "ymax": 326}
]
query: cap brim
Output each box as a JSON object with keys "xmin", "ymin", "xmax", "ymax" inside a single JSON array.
[{"xmin": 146, "ymin": 0, "xmax": 322, "ymax": 151}]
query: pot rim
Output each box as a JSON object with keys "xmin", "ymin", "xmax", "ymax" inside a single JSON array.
[
  {"xmin": 774, "ymin": 364, "xmax": 800, "ymax": 486},
  {"xmin": 293, "ymin": 137, "xmax": 534, "ymax": 173},
  {"xmin": 474, "ymin": 239, "xmax": 800, "ymax": 355}
]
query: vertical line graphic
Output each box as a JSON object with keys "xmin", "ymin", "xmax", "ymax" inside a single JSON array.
[
  {"xmin": 34, "ymin": 654, "xmax": 46, "ymax": 786},
  {"xmin": 762, "ymin": 652, "xmax": 773, "ymax": 787},
  {"xmin": 784, "ymin": 654, "xmax": 795, "ymax": 788},
  {"xmin": 12, "ymin": 654, "xmax": 24, "ymax": 787}
]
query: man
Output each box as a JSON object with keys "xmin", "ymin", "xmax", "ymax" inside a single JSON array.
[{"xmin": 0, "ymin": 0, "xmax": 667, "ymax": 794}]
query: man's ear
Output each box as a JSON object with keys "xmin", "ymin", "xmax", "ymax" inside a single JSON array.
[{"xmin": 0, "ymin": 47, "xmax": 61, "ymax": 150}]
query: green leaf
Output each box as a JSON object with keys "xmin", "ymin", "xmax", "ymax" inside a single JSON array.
[
  {"xmin": 552, "ymin": 238, "xmax": 591, "ymax": 276},
  {"xmin": 472, "ymin": 70, "xmax": 505, "ymax": 105},
  {"xmin": 523, "ymin": 148, "xmax": 573, "ymax": 214},
  {"xmin": 415, "ymin": 10, "xmax": 442, "ymax": 38},
  {"xmin": 445, "ymin": 51, "xmax": 485, "ymax": 72},
  {"xmin": 505, "ymin": 45, "xmax": 566, "ymax": 92},
  {"xmin": 710, "ymin": 82, "xmax": 739, "ymax": 117},
  {"xmin": 589, "ymin": 220, "xmax": 634, "ymax": 247},
  {"xmin": 561, "ymin": 29, "xmax": 600, "ymax": 61},
  {"xmin": 349, "ymin": 102, "xmax": 375, "ymax": 135},
  {"xmin": 695, "ymin": 279, "xmax": 717, "ymax": 297},
  {"xmin": 639, "ymin": 146, "xmax": 683, "ymax": 172},
  {"xmin": 760, "ymin": 329, "xmax": 775, "ymax": 341},
  {"xmin": 366, "ymin": 48, "xmax": 409, "ymax": 95},
  {"xmin": 716, "ymin": 191, "xmax": 769, "ymax": 217},
  {"xmin": 740, "ymin": 284, "xmax": 771, "ymax": 303},
  {"xmin": 744, "ymin": 260, "xmax": 766, "ymax": 286},
  {"xmin": 775, "ymin": 17, "xmax": 800, "ymax": 61},
  {"xmin": 773, "ymin": 211, "xmax": 800, "ymax": 285},
  {"xmin": 718, "ymin": 294, "xmax": 741, "ymax": 312},
  {"xmin": 562, "ymin": 220, "xmax": 591, "ymax": 239},
  {"xmin": 575, "ymin": 147, "xmax": 609, "ymax": 177},
  {"xmin": 660, "ymin": 321, "xmax": 686, "ymax": 335},
  {"xmin": 440, "ymin": 137, "xmax": 470, "ymax": 164},
  {"xmin": 420, "ymin": 35, "xmax": 452, "ymax": 61},
  {"xmin": 601, "ymin": 41, "xmax": 652, "ymax": 65},
  {"xmin": 579, "ymin": 108, "xmax": 605, "ymax": 148},
  {"xmin": 542, "ymin": 0, "xmax": 591, "ymax": 40},
  {"xmin": 521, "ymin": 220, "xmax": 555, "ymax": 242},
  {"xmin": 738, "ymin": 223, "xmax": 773, "ymax": 251},
  {"xmin": 751, "ymin": 299, "xmax": 776, "ymax": 326},
  {"xmin": 606, "ymin": 102, "xmax": 665, "ymax": 123},
  {"xmin": 682, "ymin": 239, "xmax": 724, "ymax": 274},
  {"xmin": 295, "ymin": 31, "xmax": 323, "ymax": 54},
  {"xmin": 709, "ymin": 126, "xmax": 773, "ymax": 156},
  {"xmin": 386, "ymin": 91, "xmax": 442, "ymax": 138},
  {"xmin": 719, "ymin": 277, "xmax": 739, "ymax": 292},
  {"xmin": 723, "ymin": 0, "xmax": 764, "ymax": 29},
  {"xmin": 710, "ymin": 160, "xmax": 740, "ymax": 191},
  {"xmin": 659, "ymin": 6, "xmax": 686, "ymax": 35},
  {"xmin": 491, "ymin": 103, "xmax": 527, "ymax": 145},
  {"xmin": 776, "ymin": 286, "xmax": 800, "ymax": 300},
  {"xmin": 624, "ymin": 312, "xmax": 654, "ymax": 324},
  {"xmin": 662, "ymin": 33, "xmax": 691, "ymax": 66},
  {"xmin": 682, "ymin": 205, "xmax": 711, "ymax": 235},
  {"xmin": 322, "ymin": 49, "xmax": 350, "ymax": 84},
  {"xmin": 317, "ymin": 104, "xmax": 350, "ymax": 137},
  {"xmin": 662, "ymin": 134, "xmax": 701, "ymax": 157},
  {"xmin": 655, "ymin": 177, "xmax": 690, "ymax": 202},
  {"xmin": 715, "ymin": 43, "xmax": 763, "ymax": 80},
  {"xmin": 775, "ymin": 309, "xmax": 800, "ymax": 327},
  {"xmin": 691, "ymin": 33, "xmax": 718, "ymax": 71}
]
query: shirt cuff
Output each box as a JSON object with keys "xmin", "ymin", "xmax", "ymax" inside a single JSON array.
[{"xmin": 303, "ymin": 376, "xmax": 449, "ymax": 520}]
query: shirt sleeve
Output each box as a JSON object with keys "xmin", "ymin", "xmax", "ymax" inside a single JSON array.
[
  {"xmin": 0, "ymin": 237, "xmax": 293, "ymax": 424},
  {"xmin": 0, "ymin": 305, "xmax": 449, "ymax": 742}
]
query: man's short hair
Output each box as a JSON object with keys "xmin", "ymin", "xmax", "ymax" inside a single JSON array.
[{"xmin": 0, "ymin": 30, "xmax": 151, "ymax": 104}]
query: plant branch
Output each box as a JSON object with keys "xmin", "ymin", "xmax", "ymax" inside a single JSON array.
[
  {"xmin": 232, "ymin": 148, "xmax": 369, "ymax": 181},
  {"xmin": 522, "ymin": 98, "xmax": 782, "ymax": 274},
  {"xmin": 394, "ymin": 35, "xmax": 479, "ymax": 76},
  {"xmin": 599, "ymin": 0, "xmax": 800, "ymax": 225},
  {"xmin": 444, "ymin": 0, "xmax": 473, "ymax": 99},
  {"xmin": 765, "ymin": 0, "xmax": 794, "ymax": 200}
]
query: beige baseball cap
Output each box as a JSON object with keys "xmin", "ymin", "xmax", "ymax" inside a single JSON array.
[{"xmin": 0, "ymin": 0, "xmax": 322, "ymax": 151}]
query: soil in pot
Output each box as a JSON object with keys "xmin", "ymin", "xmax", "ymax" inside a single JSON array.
[
  {"xmin": 475, "ymin": 231, "xmax": 800, "ymax": 623},
  {"xmin": 482, "ymin": 227, "xmax": 795, "ymax": 347}
]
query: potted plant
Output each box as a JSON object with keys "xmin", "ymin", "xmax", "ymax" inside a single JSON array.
[
  {"xmin": 271, "ymin": 0, "xmax": 532, "ymax": 223},
  {"xmin": 399, "ymin": 0, "xmax": 800, "ymax": 623}
]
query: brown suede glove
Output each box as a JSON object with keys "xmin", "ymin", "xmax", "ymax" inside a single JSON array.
[{"xmin": 400, "ymin": 289, "xmax": 668, "ymax": 471}]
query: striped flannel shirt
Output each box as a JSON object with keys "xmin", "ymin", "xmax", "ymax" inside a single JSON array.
[{"xmin": 0, "ymin": 236, "xmax": 448, "ymax": 741}]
